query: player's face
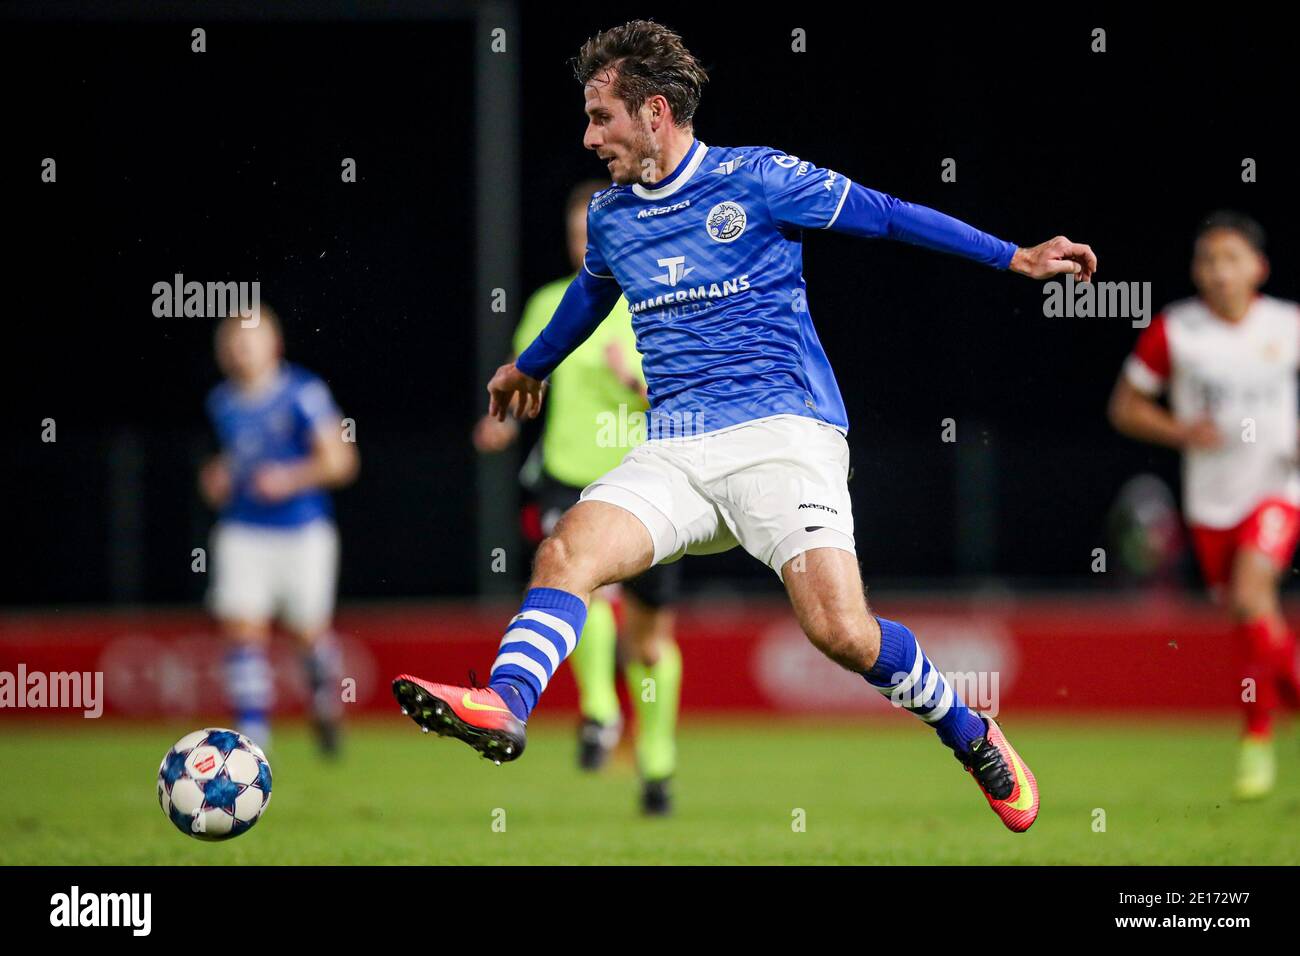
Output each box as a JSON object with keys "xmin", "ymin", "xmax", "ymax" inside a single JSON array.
[
  {"xmin": 1192, "ymin": 229, "xmax": 1267, "ymax": 311},
  {"xmin": 583, "ymin": 73, "xmax": 658, "ymax": 186},
  {"xmin": 216, "ymin": 317, "xmax": 281, "ymax": 384}
]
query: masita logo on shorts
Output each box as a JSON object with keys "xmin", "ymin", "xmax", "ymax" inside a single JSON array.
[
  {"xmin": 705, "ymin": 201, "xmax": 746, "ymax": 242},
  {"xmin": 50, "ymin": 886, "xmax": 151, "ymax": 936}
]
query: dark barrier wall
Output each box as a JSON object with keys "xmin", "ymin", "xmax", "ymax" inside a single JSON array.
[{"xmin": 6, "ymin": 8, "xmax": 1298, "ymax": 604}]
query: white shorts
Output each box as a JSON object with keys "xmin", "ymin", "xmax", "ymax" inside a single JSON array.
[
  {"xmin": 208, "ymin": 519, "xmax": 339, "ymax": 634},
  {"xmin": 581, "ymin": 414, "xmax": 856, "ymax": 580}
]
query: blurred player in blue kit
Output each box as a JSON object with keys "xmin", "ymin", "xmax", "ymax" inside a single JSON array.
[{"xmin": 200, "ymin": 306, "xmax": 359, "ymax": 755}]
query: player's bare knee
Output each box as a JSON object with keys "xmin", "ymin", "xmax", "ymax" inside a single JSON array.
[
  {"xmin": 289, "ymin": 626, "xmax": 323, "ymax": 647},
  {"xmin": 1229, "ymin": 584, "xmax": 1275, "ymax": 622},
  {"xmin": 223, "ymin": 621, "xmax": 269, "ymax": 645},
  {"xmin": 533, "ymin": 533, "xmax": 574, "ymax": 578},
  {"xmin": 627, "ymin": 633, "xmax": 659, "ymax": 666},
  {"xmin": 533, "ymin": 532, "xmax": 601, "ymax": 593},
  {"xmin": 629, "ymin": 622, "xmax": 669, "ymax": 666},
  {"xmin": 1228, "ymin": 561, "xmax": 1279, "ymax": 621}
]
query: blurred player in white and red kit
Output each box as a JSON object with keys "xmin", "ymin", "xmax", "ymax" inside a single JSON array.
[
  {"xmin": 199, "ymin": 306, "xmax": 359, "ymax": 755},
  {"xmin": 1110, "ymin": 212, "xmax": 1300, "ymax": 799}
]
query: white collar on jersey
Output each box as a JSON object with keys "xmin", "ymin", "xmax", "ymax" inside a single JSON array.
[{"xmin": 632, "ymin": 140, "xmax": 709, "ymax": 201}]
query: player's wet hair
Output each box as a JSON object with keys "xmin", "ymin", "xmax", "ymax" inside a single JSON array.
[
  {"xmin": 1196, "ymin": 210, "xmax": 1266, "ymax": 254},
  {"xmin": 571, "ymin": 19, "xmax": 709, "ymax": 127}
]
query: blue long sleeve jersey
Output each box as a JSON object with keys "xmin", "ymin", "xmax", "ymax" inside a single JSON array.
[{"xmin": 515, "ymin": 141, "xmax": 1018, "ymax": 437}]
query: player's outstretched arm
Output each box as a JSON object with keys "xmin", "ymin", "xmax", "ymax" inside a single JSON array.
[
  {"xmin": 487, "ymin": 268, "xmax": 623, "ymax": 422},
  {"xmin": 822, "ymin": 181, "xmax": 1096, "ymax": 281}
]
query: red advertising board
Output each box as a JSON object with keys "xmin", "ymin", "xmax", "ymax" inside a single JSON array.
[{"xmin": 0, "ymin": 594, "xmax": 1256, "ymax": 719}]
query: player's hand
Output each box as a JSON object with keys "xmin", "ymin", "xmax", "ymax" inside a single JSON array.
[
  {"xmin": 1180, "ymin": 417, "xmax": 1224, "ymax": 451},
  {"xmin": 472, "ymin": 413, "xmax": 519, "ymax": 453},
  {"xmin": 1010, "ymin": 236, "xmax": 1097, "ymax": 282},
  {"xmin": 198, "ymin": 458, "xmax": 232, "ymax": 509},
  {"xmin": 486, "ymin": 362, "xmax": 547, "ymax": 422},
  {"xmin": 250, "ymin": 463, "xmax": 304, "ymax": 503}
]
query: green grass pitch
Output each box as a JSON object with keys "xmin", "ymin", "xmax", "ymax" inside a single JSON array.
[{"xmin": 2, "ymin": 717, "xmax": 1298, "ymax": 864}]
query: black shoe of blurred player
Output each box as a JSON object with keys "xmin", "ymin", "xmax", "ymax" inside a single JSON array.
[
  {"xmin": 641, "ymin": 777, "xmax": 673, "ymax": 816},
  {"xmin": 578, "ymin": 716, "xmax": 622, "ymax": 771},
  {"xmin": 314, "ymin": 718, "xmax": 341, "ymax": 758}
]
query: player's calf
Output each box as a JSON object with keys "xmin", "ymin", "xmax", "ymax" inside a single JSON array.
[
  {"xmin": 784, "ymin": 548, "xmax": 1038, "ymax": 829},
  {"xmin": 864, "ymin": 618, "xmax": 1039, "ymax": 830},
  {"xmin": 300, "ymin": 631, "xmax": 343, "ymax": 757},
  {"xmin": 221, "ymin": 625, "xmax": 273, "ymax": 751}
]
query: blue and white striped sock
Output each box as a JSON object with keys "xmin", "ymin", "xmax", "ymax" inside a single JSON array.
[
  {"xmin": 225, "ymin": 644, "xmax": 273, "ymax": 749},
  {"xmin": 863, "ymin": 617, "xmax": 986, "ymax": 754},
  {"xmin": 488, "ymin": 587, "xmax": 587, "ymax": 721}
]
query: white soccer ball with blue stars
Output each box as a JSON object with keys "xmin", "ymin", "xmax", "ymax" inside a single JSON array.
[{"xmin": 157, "ymin": 728, "xmax": 272, "ymax": 840}]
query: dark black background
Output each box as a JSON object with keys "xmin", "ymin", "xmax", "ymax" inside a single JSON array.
[{"xmin": 4, "ymin": 3, "xmax": 1297, "ymax": 604}]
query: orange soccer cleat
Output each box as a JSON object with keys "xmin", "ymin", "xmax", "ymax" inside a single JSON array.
[
  {"xmin": 955, "ymin": 716, "xmax": 1039, "ymax": 832},
  {"xmin": 391, "ymin": 674, "xmax": 526, "ymax": 764}
]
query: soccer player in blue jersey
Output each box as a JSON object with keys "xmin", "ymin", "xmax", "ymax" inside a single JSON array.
[
  {"xmin": 201, "ymin": 307, "xmax": 359, "ymax": 755},
  {"xmin": 394, "ymin": 20, "xmax": 1096, "ymax": 831},
  {"xmin": 474, "ymin": 179, "xmax": 685, "ymax": 814}
]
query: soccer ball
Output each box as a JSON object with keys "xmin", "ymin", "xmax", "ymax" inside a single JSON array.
[{"xmin": 157, "ymin": 728, "xmax": 272, "ymax": 840}]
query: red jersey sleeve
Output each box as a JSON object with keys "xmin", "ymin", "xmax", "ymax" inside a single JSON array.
[{"xmin": 1124, "ymin": 313, "xmax": 1170, "ymax": 394}]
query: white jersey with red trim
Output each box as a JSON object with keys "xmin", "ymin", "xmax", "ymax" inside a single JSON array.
[{"xmin": 1123, "ymin": 295, "xmax": 1300, "ymax": 528}]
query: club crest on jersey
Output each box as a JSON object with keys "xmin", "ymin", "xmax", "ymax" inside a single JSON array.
[{"xmin": 706, "ymin": 201, "xmax": 747, "ymax": 243}]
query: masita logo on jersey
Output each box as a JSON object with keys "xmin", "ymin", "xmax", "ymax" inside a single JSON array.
[{"xmin": 637, "ymin": 198, "xmax": 691, "ymax": 219}]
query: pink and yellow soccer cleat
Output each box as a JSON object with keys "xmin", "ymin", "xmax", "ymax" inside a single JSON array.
[
  {"xmin": 391, "ymin": 674, "xmax": 526, "ymax": 764},
  {"xmin": 955, "ymin": 716, "xmax": 1039, "ymax": 832}
]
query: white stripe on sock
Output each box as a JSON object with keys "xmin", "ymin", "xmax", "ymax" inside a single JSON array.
[
  {"xmin": 922, "ymin": 681, "xmax": 954, "ymax": 723},
  {"xmin": 511, "ymin": 609, "xmax": 577, "ymax": 656},
  {"xmin": 499, "ymin": 627, "xmax": 561, "ymax": 673},
  {"xmin": 886, "ymin": 638, "xmax": 925, "ymax": 702},
  {"xmin": 913, "ymin": 667, "xmax": 940, "ymax": 710},
  {"xmin": 490, "ymin": 652, "xmax": 550, "ymax": 691}
]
